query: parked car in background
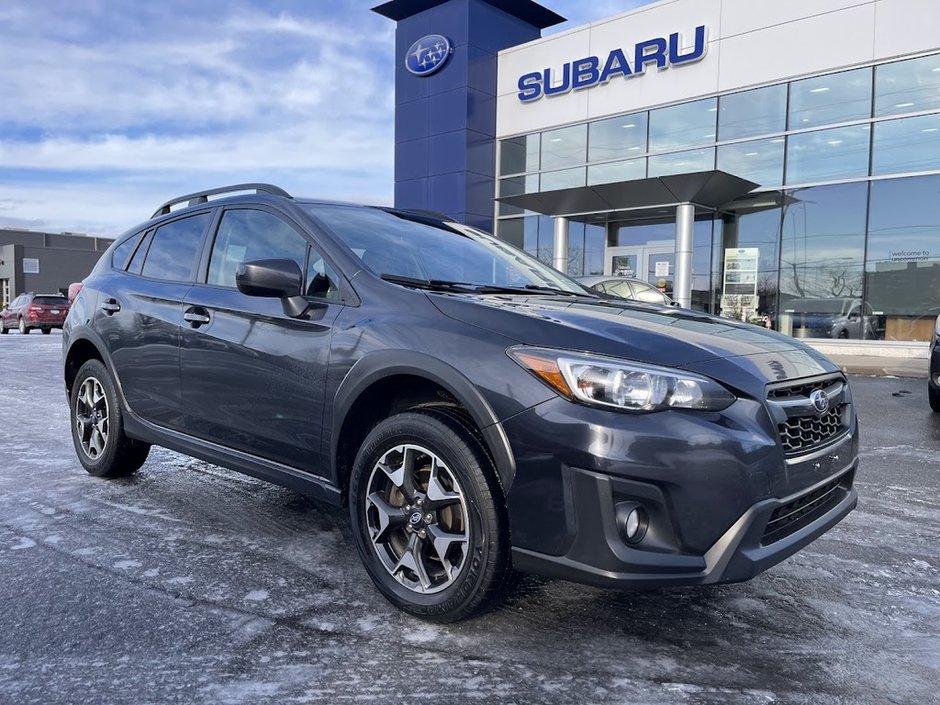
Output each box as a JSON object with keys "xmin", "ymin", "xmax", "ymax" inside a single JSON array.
[
  {"xmin": 578, "ymin": 275, "xmax": 674, "ymax": 305},
  {"xmin": 68, "ymin": 282, "xmax": 84, "ymax": 304},
  {"xmin": 62, "ymin": 183, "xmax": 859, "ymax": 621},
  {"xmin": 0, "ymin": 292, "xmax": 70, "ymax": 334},
  {"xmin": 783, "ymin": 297, "xmax": 884, "ymax": 339},
  {"xmin": 930, "ymin": 314, "xmax": 940, "ymax": 412}
]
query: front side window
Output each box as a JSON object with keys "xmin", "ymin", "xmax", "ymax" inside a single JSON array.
[
  {"xmin": 207, "ymin": 209, "xmax": 307, "ymax": 288},
  {"xmin": 140, "ymin": 214, "xmax": 210, "ymax": 282}
]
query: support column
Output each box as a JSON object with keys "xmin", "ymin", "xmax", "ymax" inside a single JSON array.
[
  {"xmin": 674, "ymin": 203, "xmax": 694, "ymax": 308},
  {"xmin": 552, "ymin": 216, "xmax": 569, "ymax": 274}
]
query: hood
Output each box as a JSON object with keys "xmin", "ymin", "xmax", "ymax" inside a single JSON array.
[{"xmin": 429, "ymin": 294, "xmax": 839, "ymax": 392}]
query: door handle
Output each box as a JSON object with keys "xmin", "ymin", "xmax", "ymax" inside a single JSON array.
[
  {"xmin": 183, "ymin": 307, "xmax": 211, "ymax": 327},
  {"xmin": 100, "ymin": 299, "xmax": 121, "ymax": 315}
]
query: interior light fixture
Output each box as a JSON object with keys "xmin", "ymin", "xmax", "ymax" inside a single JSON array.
[{"xmin": 810, "ymin": 86, "xmax": 831, "ymax": 93}]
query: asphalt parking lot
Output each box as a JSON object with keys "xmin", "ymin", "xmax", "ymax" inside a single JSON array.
[{"xmin": 0, "ymin": 333, "xmax": 937, "ymax": 705}]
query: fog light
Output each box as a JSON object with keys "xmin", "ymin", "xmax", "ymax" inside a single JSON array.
[{"xmin": 615, "ymin": 502, "xmax": 648, "ymax": 544}]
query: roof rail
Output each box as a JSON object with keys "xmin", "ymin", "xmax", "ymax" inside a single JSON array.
[{"xmin": 151, "ymin": 183, "xmax": 292, "ymax": 218}]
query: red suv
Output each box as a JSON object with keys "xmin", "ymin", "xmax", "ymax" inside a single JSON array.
[{"xmin": 0, "ymin": 292, "xmax": 70, "ymax": 334}]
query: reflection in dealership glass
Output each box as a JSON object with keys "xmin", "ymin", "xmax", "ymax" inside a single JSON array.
[{"xmin": 780, "ymin": 297, "xmax": 885, "ymax": 339}]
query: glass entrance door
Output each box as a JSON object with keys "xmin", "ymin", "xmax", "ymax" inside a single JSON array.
[{"xmin": 606, "ymin": 245, "xmax": 674, "ymax": 297}]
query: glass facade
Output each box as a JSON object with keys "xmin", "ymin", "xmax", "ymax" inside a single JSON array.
[{"xmin": 496, "ymin": 52, "xmax": 940, "ymax": 341}]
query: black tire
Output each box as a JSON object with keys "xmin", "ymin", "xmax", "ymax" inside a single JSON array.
[
  {"xmin": 18, "ymin": 318, "xmax": 29, "ymax": 335},
  {"xmin": 70, "ymin": 359, "xmax": 150, "ymax": 477},
  {"xmin": 0, "ymin": 323, "xmax": 7, "ymax": 334},
  {"xmin": 349, "ymin": 409, "xmax": 510, "ymax": 622},
  {"xmin": 837, "ymin": 329, "xmax": 849, "ymax": 339},
  {"xmin": 929, "ymin": 382, "xmax": 940, "ymax": 413},
  {"xmin": 41, "ymin": 328, "xmax": 51, "ymax": 335}
]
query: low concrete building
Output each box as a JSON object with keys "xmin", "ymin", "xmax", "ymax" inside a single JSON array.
[{"xmin": 0, "ymin": 229, "xmax": 112, "ymax": 306}]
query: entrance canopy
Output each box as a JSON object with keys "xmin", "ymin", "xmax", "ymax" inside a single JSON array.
[{"xmin": 497, "ymin": 170, "xmax": 758, "ymax": 218}]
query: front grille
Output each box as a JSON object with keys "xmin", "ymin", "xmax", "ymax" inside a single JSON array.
[
  {"xmin": 778, "ymin": 406, "xmax": 846, "ymax": 453},
  {"xmin": 766, "ymin": 374, "xmax": 850, "ymax": 456},
  {"xmin": 762, "ymin": 471, "xmax": 852, "ymax": 545}
]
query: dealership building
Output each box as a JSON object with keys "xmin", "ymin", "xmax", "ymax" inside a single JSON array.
[
  {"xmin": 0, "ymin": 229, "xmax": 112, "ymax": 307},
  {"xmin": 374, "ymin": 0, "xmax": 940, "ymax": 342}
]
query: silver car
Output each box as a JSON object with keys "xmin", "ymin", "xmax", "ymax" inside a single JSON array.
[{"xmin": 578, "ymin": 276, "xmax": 674, "ymax": 306}]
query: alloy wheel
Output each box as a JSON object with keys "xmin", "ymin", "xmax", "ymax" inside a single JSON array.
[
  {"xmin": 74, "ymin": 376, "xmax": 110, "ymax": 460},
  {"xmin": 364, "ymin": 443, "xmax": 470, "ymax": 594}
]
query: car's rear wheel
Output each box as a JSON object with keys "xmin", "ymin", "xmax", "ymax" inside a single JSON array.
[
  {"xmin": 0, "ymin": 322, "xmax": 7, "ymax": 334},
  {"xmin": 929, "ymin": 381, "xmax": 940, "ymax": 413},
  {"xmin": 349, "ymin": 409, "xmax": 510, "ymax": 622},
  {"xmin": 41, "ymin": 328, "xmax": 51, "ymax": 335},
  {"xmin": 18, "ymin": 318, "xmax": 28, "ymax": 335},
  {"xmin": 70, "ymin": 359, "xmax": 150, "ymax": 477}
]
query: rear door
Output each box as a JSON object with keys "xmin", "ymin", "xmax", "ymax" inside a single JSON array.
[
  {"xmin": 94, "ymin": 211, "xmax": 213, "ymax": 428},
  {"xmin": 179, "ymin": 206, "xmax": 345, "ymax": 473}
]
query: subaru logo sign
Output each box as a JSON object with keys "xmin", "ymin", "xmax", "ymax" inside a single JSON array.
[
  {"xmin": 518, "ymin": 25, "xmax": 707, "ymax": 102},
  {"xmin": 405, "ymin": 34, "xmax": 453, "ymax": 76},
  {"xmin": 810, "ymin": 389, "xmax": 830, "ymax": 415}
]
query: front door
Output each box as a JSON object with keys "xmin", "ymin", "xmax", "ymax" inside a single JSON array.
[
  {"xmin": 606, "ymin": 245, "xmax": 674, "ymax": 298},
  {"xmin": 179, "ymin": 207, "xmax": 343, "ymax": 474}
]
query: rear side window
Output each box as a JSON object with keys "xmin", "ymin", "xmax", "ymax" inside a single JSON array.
[
  {"xmin": 111, "ymin": 232, "xmax": 144, "ymax": 271},
  {"xmin": 207, "ymin": 209, "xmax": 307, "ymax": 288},
  {"xmin": 141, "ymin": 213, "xmax": 211, "ymax": 282}
]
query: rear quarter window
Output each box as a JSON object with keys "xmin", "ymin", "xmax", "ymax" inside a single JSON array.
[{"xmin": 111, "ymin": 232, "xmax": 144, "ymax": 271}]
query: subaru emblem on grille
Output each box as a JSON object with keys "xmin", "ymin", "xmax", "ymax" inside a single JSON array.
[{"xmin": 810, "ymin": 389, "xmax": 830, "ymax": 414}]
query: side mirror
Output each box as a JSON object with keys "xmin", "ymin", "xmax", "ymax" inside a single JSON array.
[
  {"xmin": 236, "ymin": 258, "xmax": 302, "ymax": 298},
  {"xmin": 236, "ymin": 258, "xmax": 313, "ymax": 318}
]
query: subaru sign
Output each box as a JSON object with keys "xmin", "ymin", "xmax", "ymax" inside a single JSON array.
[
  {"xmin": 517, "ymin": 25, "xmax": 708, "ymax": 102},
  {"xmin": 405, "ymin": 34, "xmax": 453, "ymax": 77}
]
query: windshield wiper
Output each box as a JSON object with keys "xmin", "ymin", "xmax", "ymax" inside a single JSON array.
[
  {"xmin": 380, "ymin": 274, "xmax": 598, "ymax": 298},
  {"xmin": 379, "ymin": 274, "xmax": 480, "ymax": 292}
]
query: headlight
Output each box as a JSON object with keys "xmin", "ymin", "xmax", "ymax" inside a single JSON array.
[{"xmin": 508, "ymin": 347, "xmax": 735, "ymax": 413}]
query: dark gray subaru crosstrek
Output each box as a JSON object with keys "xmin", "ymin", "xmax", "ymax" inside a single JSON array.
[{"xmin": 63, "ymin": 184, "xmax": 858, "ymax": 621}]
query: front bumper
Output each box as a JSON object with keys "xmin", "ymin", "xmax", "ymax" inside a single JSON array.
[{"xmin": 502, "ymin": 394, "xmax": 858, "ymax": 589}]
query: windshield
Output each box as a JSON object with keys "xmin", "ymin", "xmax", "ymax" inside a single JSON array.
[{"xmin": 302, "ymin": 205, "xmax": 588, "ymax": 294}]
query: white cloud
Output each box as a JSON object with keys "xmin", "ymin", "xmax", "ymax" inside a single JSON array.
[{"xmin": 0, "ymin": 1, "xmax": 397, "ymax": 235}]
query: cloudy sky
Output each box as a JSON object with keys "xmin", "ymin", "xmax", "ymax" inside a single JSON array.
[{"xmin": 0, "ymin": 0, "xmax": 654, "ymax": 237}]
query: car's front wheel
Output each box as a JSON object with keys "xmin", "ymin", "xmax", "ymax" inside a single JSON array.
[
  {"xmin": 349, "ymin": 409, "xmax": 510, "ymax": 622},
  {"xmin": 70, "ymin": 359, "xmax": 150, "ymax": 477},
  {"xmin": 929, "ymin": 381, "xmax": 940, "ymax": 413}
]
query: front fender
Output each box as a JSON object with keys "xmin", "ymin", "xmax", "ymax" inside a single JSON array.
[{"xmin": 330, "ymin": 350, "xmax": 517, "ymax": 490}]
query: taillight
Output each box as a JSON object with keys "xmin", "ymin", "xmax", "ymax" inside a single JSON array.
[{"xmin": 28, "ymin": 306, "xmax": 42, "ymax": 313}]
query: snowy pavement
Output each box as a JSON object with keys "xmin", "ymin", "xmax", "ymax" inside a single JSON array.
[{"xmin": 0, "ymin": 333, "xmax": 937, "ymax": 704}]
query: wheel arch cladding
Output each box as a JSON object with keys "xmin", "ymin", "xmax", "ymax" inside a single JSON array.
[{"xmin": 331, "ymin": 352, "xmax": 516, "ymax": 499}]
